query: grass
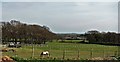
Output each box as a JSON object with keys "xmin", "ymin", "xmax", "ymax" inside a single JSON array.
[{"xmin": 2, "ymin": 40, "xmax": 119, "ymax": 60}]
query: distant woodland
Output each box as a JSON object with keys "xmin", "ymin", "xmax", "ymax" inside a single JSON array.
[
  {"xmin": 1, "ymin": 20, "xmax": 120, "ymax": 45},
  {"xmin": 85, "ymin": 30, "xmax": 120, "ymax": 45}
]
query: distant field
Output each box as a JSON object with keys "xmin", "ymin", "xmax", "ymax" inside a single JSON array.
[{"xmin": 2, "ymin": 40, "xmax": 119, "ymax": 60}]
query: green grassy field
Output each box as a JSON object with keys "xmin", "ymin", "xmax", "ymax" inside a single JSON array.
[{"xmin": 2, "ymin": 40, "xmax": 119, "ymax": 60}]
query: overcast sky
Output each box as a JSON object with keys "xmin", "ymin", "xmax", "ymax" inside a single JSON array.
[
  {"xmin": 1, "ymin": 0, "xmax": 120, "ymax": 2},
  {"xmin": 2, "ymin": 2, "xmax": 118, "ymax": 33}
]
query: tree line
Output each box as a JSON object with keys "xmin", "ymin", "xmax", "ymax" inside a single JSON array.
[
  {"xmin": 1, "ymin": 20, "xmax": 57, "ymax": 44},
  {"xmin": 1, "ymin": 20, "xmax": 120, "ymax": 45},
  {"xmin": 85, "ymin": 30, "xmax": 120, "ymax": 45}
]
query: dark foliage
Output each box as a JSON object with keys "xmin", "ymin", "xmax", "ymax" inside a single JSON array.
[
  {"xmin": 85, "ymin": 30, "xmax": 120, "ymax": 45},
  {"xmin": 1, "ymin": 20, "xmax": 57, "ymax": 44}
]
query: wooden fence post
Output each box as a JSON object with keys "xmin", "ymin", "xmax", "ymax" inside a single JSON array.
[
  {"xmin": 90, "ymin": 48, "xmax": 93, "ymax": 58},
  {"xmin": 32, "ymin": 42, "xmax": 34, "ymax": 59},
  {"xmin": 114, "ymin": 51, "xmax": 117, "ymax": 57},
  {"xmin": 103, "ymin": 49, "xmax": 105, "ymax": 58},
  {"xmin": 77, "ymin": 50, "xmax": 80, "ymax": 59},
  {"xmin": 63, "ymin": 50, "xmax": 65, "ymax": 59}
]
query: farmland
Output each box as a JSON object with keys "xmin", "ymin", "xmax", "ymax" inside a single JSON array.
[{"xmin": 2, "ymin": 40, "xmax": 119, "ymax": 60}]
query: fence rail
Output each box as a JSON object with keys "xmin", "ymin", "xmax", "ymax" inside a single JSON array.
[{"xmin": 2, "ymin": 44, "xmax": 119, "ymax": 60}]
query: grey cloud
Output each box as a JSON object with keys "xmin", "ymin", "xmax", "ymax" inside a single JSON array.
[{"xmin": 2, "ymin": 2, "xmax": 118, "ymax": 33}]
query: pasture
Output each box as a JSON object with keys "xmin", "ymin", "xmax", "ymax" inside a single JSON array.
[{"xmin": 2, "ymin": 40, "xmax": 119, "ymax": 60}]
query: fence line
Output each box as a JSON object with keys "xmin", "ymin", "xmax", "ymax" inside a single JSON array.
[{"xmin": 3, "ymin": 44, "xmax": 118, "ymax": 60}]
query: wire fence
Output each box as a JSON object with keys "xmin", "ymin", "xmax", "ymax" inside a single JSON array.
[{"xmin": 2, "ymin": 44, "xmax": 119, "ymax": 60}]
